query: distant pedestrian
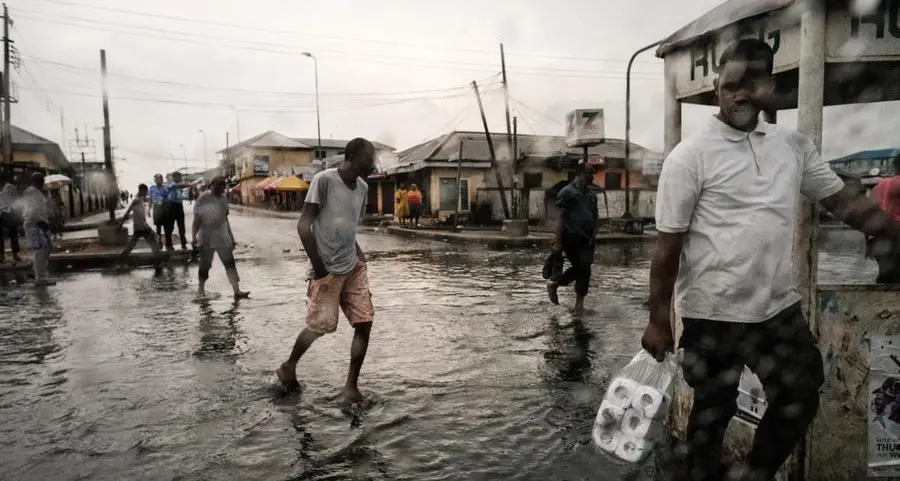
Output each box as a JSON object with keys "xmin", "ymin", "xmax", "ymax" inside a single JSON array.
[
  {"xmin": 163, "ymin": 171, "xmax": 191, "ymax": 251},
  {"xmin": 22, "ymin": 173, "xmax": 55, "ymax": 286},
  {"xmin": 0, "ymin": 173, "xmax": 21, "ymax": 263},
  {"xmin": 870, "ymin": 155, "xmax": 900, "ymax": 283},
  {"xmin": 276, "ymin": 137, "xmax": 376, "ymax": 405},
  {"xmin": 546, "ymin": 162, "xmax": 599, "ymax": 318},
  {"xmin": 119, "ymin": 183, "xmax": 163, "ymax": 267},
  {"xmin": 149, "ymin": 174, "xmax": 168, "ymax": 242},
  {"xmin": 407, "ymin": 184, "xmax": 423, "ymax": 228},
  {"xmin": 395, "ymin": 183, "xmax": 409, "ymax": 227},
  {"xmin": 48, "ymin": 189, "xmax": 65, "ymax": 240},
  {"xmin": 192, "ymin": 175, "xmax": 249, "ymax": 299}
]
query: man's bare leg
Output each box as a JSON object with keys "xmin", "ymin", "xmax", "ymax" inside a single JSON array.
[
  {"xmin": 572, "ymin": 295, "xmax": 586, "ymax": 318},
  {"xmin": 341, "ymin": 322, "xmax": 372, "ymax": 404},
  {"xmin": 277, "ymin": 328, "xmax": 324, "ymax": 390}
]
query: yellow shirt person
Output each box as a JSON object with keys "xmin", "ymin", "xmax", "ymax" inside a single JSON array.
[{"xmin": 395, "ymin": 186, "xmax": 410, "ymax": 227}]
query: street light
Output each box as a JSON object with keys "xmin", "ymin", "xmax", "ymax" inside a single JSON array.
[
  {"xmin": 178, "ymin": 143, "xmax": 188, "ymax": 171},
  {"xmin": 301, "ymin": 52, "xmax": 322, "ymax": 162},
  {"xmin": 198, "ymin": 129, "xmax": 209, "ymax": 172}
]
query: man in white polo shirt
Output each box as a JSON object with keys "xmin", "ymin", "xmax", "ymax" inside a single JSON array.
[{"xmin": 642, "ymin": 38, "xmax": 900, "ymax": 481}]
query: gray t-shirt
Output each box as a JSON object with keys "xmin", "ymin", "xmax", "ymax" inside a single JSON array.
[
  {"xmin": 131, "ymin": 198, "xmax": 150, "ymax": 231},
  {"xmin": 193, "ymin": 192, "xmax": 233, "ymax": 248},
  {"xmin": 305, "ymin": 168, "xmax": 367, "ymax": 276}
]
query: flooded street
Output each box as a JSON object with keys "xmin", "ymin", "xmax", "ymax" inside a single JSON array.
[{"xmin": 0, "ymin": 212, "xmax": 878, "ymax": 481}]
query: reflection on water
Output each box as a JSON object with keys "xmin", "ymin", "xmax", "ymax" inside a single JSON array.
[{"xmin": 0, "ymin": 227, "xmax": 875, "ymax": 481}]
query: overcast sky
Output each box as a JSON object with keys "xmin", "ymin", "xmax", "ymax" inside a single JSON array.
[{"xmin": 9, "ymin": 0, "xmax": 900, "ymax": 188}]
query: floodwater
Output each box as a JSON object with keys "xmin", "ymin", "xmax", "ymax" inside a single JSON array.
[{"xmin": 0, "ymin": 214, "xmax": 878, "ymax": 481}]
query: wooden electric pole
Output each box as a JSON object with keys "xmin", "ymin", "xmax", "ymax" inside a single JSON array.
[
  {"xmin": 454, "ymin": 141, "xmax": 463, "ymax": 230},
  {"xmin": 2, "ymin": 4, "xmax": 12, "ymax": 174},
  {"xmin": 100, "ymin": 49, "xmax": 116, "ymax": 221},
  {"xmin": 472, "ymin": 80, "xmax": 510, "ymax": 220}
]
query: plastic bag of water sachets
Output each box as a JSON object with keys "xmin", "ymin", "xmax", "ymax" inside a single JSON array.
[{"xmin": 592, "ymin": 350, "xmax": 677, "ymax": 463}]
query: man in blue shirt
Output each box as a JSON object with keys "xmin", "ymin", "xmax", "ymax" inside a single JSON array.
[
  {"xmin": 149, "ymin": 174, "xmax": 169, "ymax": 242},
  {"xmin": 546, "ymin": 161, "xmax": 599, "ymax": 318},
  {"xmin": 163, "ymin": 171, "xmax": 191, "ymax": 251}
]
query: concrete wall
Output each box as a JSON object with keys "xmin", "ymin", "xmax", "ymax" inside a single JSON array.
[
  {"xmin": 234, "ymin": 148, "xmax": 312, "ymax": 179},
  {"xmin": 14, "ymin": 151, "xmax": 55, "ymax": 169},
  {"xmin": 426, "ymin": 167, "xmax": 486, "ymax": 218}
]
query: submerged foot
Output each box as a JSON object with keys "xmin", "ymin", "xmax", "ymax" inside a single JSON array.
[
  {"xmin": 340, "ymin": 386, "xmax": 364, "ymax": 406},
  {"xmin": 546, "ymin": 282, "xmax": 559, "ymax": 305},
  {"xmin": 276, "ymin": 364, "xmax": 301, "ymax": 392},
  {"xmin": 234, "ymin": 290, "xmax": 250, "ymax": 299}
]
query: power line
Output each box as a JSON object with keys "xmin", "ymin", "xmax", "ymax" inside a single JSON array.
[
  {"xmin": 12, "ymin": 9, "xmax": 662, "ymax": 79},
  {"xmin": 23, "ymin": 56, "xmax": 508, "ymax": 99},
  {"xmin": 22, "ymin": 0, "xmax": 659, "ymax": 66},
  {"xmin": 18, "ymin": 83, "xmax": 504, "ymax": 114}
]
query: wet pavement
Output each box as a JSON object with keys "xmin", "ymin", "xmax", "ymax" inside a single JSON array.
[{"xmin": 0, "ymin": 208, "xmax": 879, "ymax": 481}]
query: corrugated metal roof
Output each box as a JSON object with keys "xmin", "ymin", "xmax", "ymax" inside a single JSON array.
[
  {"xmin": 293, "ymin": 138, "xmax": 396, "ymax": 152},
  {"xmin": 828, "ymin": 148, "xmax": 900, "ymax": 163},
  {"xmin": 394, "ymin": 131, "xmax": 657, "ymax": 168},
  {"xmin": 655, "ymin": 0, "xmax": 798, "ymax": 57}
]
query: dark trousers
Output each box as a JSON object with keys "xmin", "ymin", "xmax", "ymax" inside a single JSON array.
[
  {"xmin": 869, "ymin": 237, "xmax": 900, "ymax": 284},
  {"xmin": 0, "ymin": 212, "xmax": 20, "ymax": 260},
  {"xmin": 679, "ymin": 303, "xmax": 824, "ymax": 481},
  {"xmin": 553, "ymin": 232, "xmax": 594, "ymax": 297},
  {"xmin": 163, "ymin": 202, "xmax": 186, "ymax": 249}
]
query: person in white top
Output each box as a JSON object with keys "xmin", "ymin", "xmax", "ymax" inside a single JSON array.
[
  {"xmin": 0, "ymin": 173, "xmax": 21, "ymax": 263},
  {"xmin": 191, "ymin": 175, "xmax": 249, "ymax": 299},
  {"xmin": 642, "ymin": 39, "xmax": 900, "ymax": 481},
  {"xmin": 22, "ymin": 172, "xmax": 56, "ymax": 286},
  {"xmin": 119, "ymin": 183, "xmax": 163, "ymax": 267}
]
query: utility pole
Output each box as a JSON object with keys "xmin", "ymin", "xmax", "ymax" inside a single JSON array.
[
  {"xmin": 100, "ymin": 49, "xmax": 116, "ymax": 221},
  {"xmin": 79, "ymin": 152, "xmax": 85, "ymax": 214},
  {"xmin": 454, "ymin": 140, "xmax": 463, "ymax": 230},
  {"xmin": 472, "ymin": 80, "xmax": 510, "ymax": 220},
  {"xmin": 1, "ymin": 5, "xmax": 12, "ymax": 175},
  {"xmin": 225, "ymin": 131, "xmax": 230, "ymax": 177},
  {"xmin": 512, "ymin": 117, "xmax": 519, "ymax": 219},
  {"xmin": 500, "ymin": 43, "xmax": 517, "ymax": 220}
]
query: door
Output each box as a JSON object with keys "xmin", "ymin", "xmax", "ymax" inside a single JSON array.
[
  {"xmin": 366, "ymin": 180, "xmax": 379, "ymax": 214},
  {"xmin": 382, "ymin": 182, "xmax": 395, "ymax": 215}
]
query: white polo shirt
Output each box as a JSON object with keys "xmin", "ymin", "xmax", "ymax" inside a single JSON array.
[{"xmin": 656, "ymin": 116, "xmax": 844, "ymax": 323}]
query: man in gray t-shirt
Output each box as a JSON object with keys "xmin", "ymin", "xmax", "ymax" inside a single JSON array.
[
  {"xmin": 276, "ymin": 138, "xmax": 376, "ymax": 405},
  {"xmin": 191, "ymin": 176, "xmax": 249, "ymax": 299}
]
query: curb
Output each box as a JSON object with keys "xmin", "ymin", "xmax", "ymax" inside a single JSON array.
[{"xmin": 384, "ymin": 226, "xmax": 655, "ymax": 249}]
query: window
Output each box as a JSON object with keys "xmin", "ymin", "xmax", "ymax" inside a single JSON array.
[
  {"xmin": 524, "ymin": 172, "xmax": 543, "ymax": 189},
  {"xmin": 605, "ymin": 172, "xmax": 623, "ymax": 190},
  {"xmin": 439, "ymin": 178, "xmax": 469, "ymax": 211}
]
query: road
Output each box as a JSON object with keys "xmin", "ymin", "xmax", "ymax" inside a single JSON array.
[{"xmin": 0, "ymin": 206, "xmax": 879, "ymax": 481}]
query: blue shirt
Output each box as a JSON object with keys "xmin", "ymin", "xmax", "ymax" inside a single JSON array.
[
  {"xmin": 165, "ymin": 182, "xmax": 184, "ymax": 203},
  {"xmin": 555, "ymin": 182, "xmax": 599, "ymax": 239},
  {"xmin": 149, "ymin": 185, "xmax": 169, "ymax": 205}
]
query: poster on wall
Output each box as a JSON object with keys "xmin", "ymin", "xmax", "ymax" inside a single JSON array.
[
  {"xmin": 253, "ymin": 155, "xmax": 270, "ymax": 176},
  {"xmin": 869, "ymin": 335, "xmax": 900, "ymax": 477}
]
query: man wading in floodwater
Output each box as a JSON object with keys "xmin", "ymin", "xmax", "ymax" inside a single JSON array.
[
  {"xmin": 277, "ymin": 138, "xmax": 376, "ymax": 405},
  {"xmin": 192, "ymin": 176, "xmax": 249, "ymax": 300},
  {"xmin": 547, "ymin": 161, "xmax": 599, "ymax": 318},
  {"xmin": 642, "ymin": 38, "xmax": 900, "ymax": 481}
]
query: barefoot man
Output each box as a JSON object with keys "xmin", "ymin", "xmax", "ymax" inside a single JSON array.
[
  {"xmin": 191, "ymin": 175, "xmax": 249, "ymax": 299},
  {"xmin": 277, "ymin": 138, "xmax": 376, "ymax": 404}
]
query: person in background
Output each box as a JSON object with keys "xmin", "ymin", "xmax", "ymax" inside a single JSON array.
[
  {"xmin": 642, "ymin": 38, "xmax": 900, "ymax": 481},
  {"xmin": 119, "ymin": 183, "xmax": 163, "ymax": 268},
  {"xmin": 22, "ymin": 173, "xmax": 55, "ymax": 286},
  {"xmin": 870, "ymin": 155, "xmax": 900, "ymax": 283},
  {"xmin": 407, "ymin": 184, "xmax": 423, "ymax": 228},
  {"xmin": 276, "ymin": 138, "xmax": 376, "ymax": 405},
  {"xmin": 546, "ymin": 161, "xmax": 599, "ymax": 318},
  {"xmin": 192, "ymin": 175, "xmax": 249, "ymax": 299},
  {"xmin": 163, "ymin": 171, "xmax": 191, "ymax": 251},
  {"xmin": 0, "ymin": 173, "xmax": 21, "ymax": 263},
  {"xmin": 149, "ymin": 174, "xmax": 168, "ymax": 243},
  {"xmin": 395, "ymin": 183, "xmax": 409, "ymax": 227},
  {"xmin": 48, "ymin": 189, "xmax": 65, "ymax": 240}
]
